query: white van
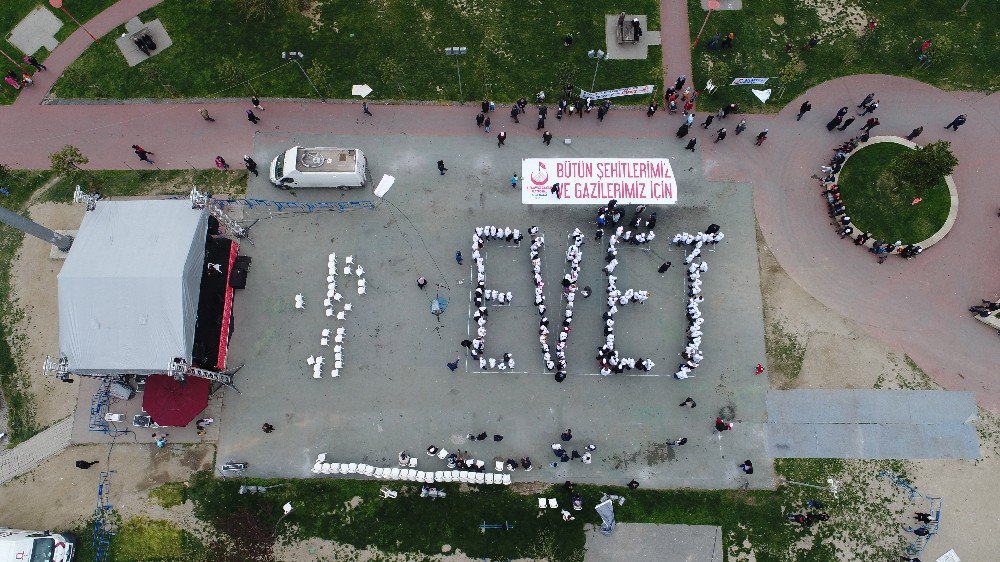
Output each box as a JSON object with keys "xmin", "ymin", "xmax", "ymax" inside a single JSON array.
[
  {"xmin": 0, "ymin": 528, "xmax": 74, "ymax": 562},
  {"xmin": 269, "ymin": 146, "xmax": 370, "ymax": 190}
]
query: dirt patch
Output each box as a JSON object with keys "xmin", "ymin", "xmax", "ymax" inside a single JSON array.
[
  {"xmin": 7, "ymin": 202, "xmax": 87, "ymax": 432},
  {"xmin": 0, "ymin": 443, "xmax": 215, "ymax": 530},
  {"xmin": 510, "ymin": 481, "xmax": 552, "ymax": 496},
  {"xmin": 801, "ymin": 0, "xmax": 867, "ymax": 41},
  {"xmin": 773, "ymin": 15, "xmax": 785, "ymax": 25}
]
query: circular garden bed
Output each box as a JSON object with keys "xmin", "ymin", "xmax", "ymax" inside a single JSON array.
[{"xmin": 837, "ymin": 142, "xmax": 951, "ymax": 244}]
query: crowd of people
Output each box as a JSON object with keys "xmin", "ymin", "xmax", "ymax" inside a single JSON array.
[
  {"xmin": 672, "ymin": 225, "xmax": 723, "ymax": 379},
  {"xmin": 598, "ymin": 200, "xmax": 658, "ymax": 376},
  {"xmin": 969, "ymin": 299, "xmax": 1000, "ymax": 318},
  {"xmin": 469, "ymin": 226, "xmax": 523, "ymax": 370}
]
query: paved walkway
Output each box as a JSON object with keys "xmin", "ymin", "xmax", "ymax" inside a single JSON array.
[
  {"xmin": 0, "ymin": 416, "xmax": 73, "ymax": 485},
  {"xmin": 0, "ymin": 0, "xmax": 998, "ymax": 412}
]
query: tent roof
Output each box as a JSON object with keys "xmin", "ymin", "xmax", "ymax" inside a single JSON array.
[{"xmin": 58, "ymin": 200, "xmax": 208, "ymax": 374}]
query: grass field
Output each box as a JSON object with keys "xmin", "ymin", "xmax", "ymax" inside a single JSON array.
[
  {"xmin": 688, "ymin": 0, "xmax": 1000, "ymax": 113},
  {"xmin": 836, "ymin": 142, "xmax": 950, "ymax": 243},
  {"xmin": 54, "ymin": 0, "xmax": 661, "ymax": 103},
  {"xmin": 70, "ymin": 457, "xmax": 912, "ymax": 561},
  {"xmin": 0, "ymin": 0, "xmax": 115, "ymax": 105}
]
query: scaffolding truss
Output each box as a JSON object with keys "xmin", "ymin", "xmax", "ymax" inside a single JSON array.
[
  {"xmin": 88, "ymin": 379, "xmax": 128, "ymax": 435},
  {"xmin": 878, "ymin": 470, "xmax": 942, "ymax": 556},
  {"xmin": 92, "ymin": 470, "xmax": 116, "ymax": 562}
]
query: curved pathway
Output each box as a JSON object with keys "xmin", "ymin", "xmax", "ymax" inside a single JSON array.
[{"xmin": 1, "ymin": 1, "xmax": 998, "ymax": 409}]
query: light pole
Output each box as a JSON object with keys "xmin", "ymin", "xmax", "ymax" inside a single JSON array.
[
  {"xmin": 49, "ymin": 0, "xmax": 99, "ymax": 44},
  {"xmin": 444, "ymin": 47, "xmax": 467, "ymax": 101},
  {"xmin": 587, "ymin": 49, "xmax": 607, "ymax": 91},
  {"xmin": 282, "ymin": 51, "xmax": 326, "ymax": 103}
]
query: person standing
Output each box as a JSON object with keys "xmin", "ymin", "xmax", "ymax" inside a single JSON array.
[
  {"xmin": 627, "ymin": 479, "xmax": 640, "ymax": 490},
  {"xmin": 510, "ymin": 104, "xmax": 520, "ymax": 123},
  {"xmin": 561, "ymin": 429, "xmax": 573, "ymax": 441},
  {"xmin": 215, "ymin": 155, "xmax": 230, "ymax": 170},
  {"xmin": 755, "ymin": 129, "xmax": 768, "ymax": 146},
  {"xmin": 739, "ymin": 460, "xmax": 753, "ymax": 474},
  {"xmin": 247, "ymin": 109, "xmax": 260, "ymax": 124},
  {"xmin": 857, "ymin": 92, "xmax": 875, "ymax": 108},
  {"xmin": 243, "ymin": 155, "xmax": 258, "ymax": 176},
  {"xmin": 542, "ymin": 131, "xmax": 553, "ymax": 145},
  {"xmin": 701, "ymin": 114, "xmax": 714, "ymax": 129},
  {"xmin": 734, "ymin": 119, "xmax": 747, "ymax": 135},
  {"xmin": 198, "ymin": 108, "xmax": 215, "ymax": 122},
  {"xmin": 417, "ymin": 276, "xmax": 428, "ymax": 289},
  {"xmin": 476, "ymin": 113, "xmax": 485, "ymax": 128},
  {"xmin": 132, "ymin": 144, "xmax": 154, "ymax": 163},
  {"xmin": 75, "ymin": 460, "xmax": 99, "ymax": 469},
  {"xmin": 510, "ymin": 173, "xmax": 518, "ymax": 188},
  {"xmin": 447, "ymin": 357, "xmax": 460, "ymax": 371},
  {"xmin": 261, "ymin": 423, "xmax": 275, "ymax": 433},
  {"xmin": 251, "ymin": 95, "xmax": 265, "ymax": 111},
  {"xmin": 826, "ymin": 115, "xmax": 842, "ymax": 131},
  {"xmin": 944, "ymin": 114, "xmax": 967, "ymax": 131},
  {"xmin": 836, "ymin": 106, "xmax": 849, "ymax": 118},
  {"xmin": 362, "ymin": 102, "xmax": 373, "ymax": 116},
  {"xmin": 678, "ymin": 397, "xmax": 696, "ymax": 407},
  {"xmin": 714, "ymin": 128, "xmax": 727, "ymax": 143},
  {"xmin": 685, "ymin": 138, "xmax": 697, "ymax": 151},
  {"xmin": 497, "ymin": 131, "xmax": 507, "ymax": 146},
  {"xmin": 906, "ymin": 126, "xmax": 923, "ymax": 141},
  {"xmin": 455, "ymin": 251, "xmax": 463, "ymax": 265},
  {"xmin": 836, "ymin": 116, "xmax": 855, "ymax": 131},
  {"xmin": 860, "ymin": 117, "xmax": 880, "ymax": 132},
  {"xmin": 858, "ymin": 99, "xmax": 879, "ymax": 116},
  {"xmin": 484, "ymin": 116, "xmax": 491, "ymax": 133},
  {"xmin": 646, "ymin": 103, "xmax": 658, "ymax": 117},
  {"xmin": 437, "ymin": 160, "xmax": 448, "ymax": 175},
  {"xmin": 676, "ymin": 123, "xmax": 689, "ymax": 138},
  {"xmin": 796, "ymin": 101, "xmax": 811, "ymax": 121},
  {"xmin": 658, "ymin": 262, "xmax": 672, "ymax": 273},
  {"xmin": 23, "ymin": 55, "xmax": 46, "ymax": 71}
]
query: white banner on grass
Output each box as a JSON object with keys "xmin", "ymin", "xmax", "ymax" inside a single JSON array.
[
  {"xmin": 521, "ymin": 158, "xmax": 677, "ymax": 205},
  {"xmin": 730, "ymin": 77, "xmax": 769, "ymax": 85},
  {"xmin": 579, "ymin": 84, "xmax": 655, "ymax": 100}
]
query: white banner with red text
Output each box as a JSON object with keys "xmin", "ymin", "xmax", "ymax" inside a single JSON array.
[
  {"xmin": 521, "ymin": 158, "xmax": 678, "ymax": 205},
  {"xmin": 579, "ymin": 84, "xmax": 655, "ymax": 100}
]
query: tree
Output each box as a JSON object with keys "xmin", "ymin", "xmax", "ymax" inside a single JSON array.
[
  {"xmin": 49, "ymin": 145, "xmax": 88, "ymax": 178},
  {"xmin": 881, "ymin": 140, "xmax": 957, "ymax": 194}
]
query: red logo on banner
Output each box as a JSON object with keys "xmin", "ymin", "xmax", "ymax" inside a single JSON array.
[{"xmin": 530, "ymin": 162, "xmax": 549, "ymax": 185}]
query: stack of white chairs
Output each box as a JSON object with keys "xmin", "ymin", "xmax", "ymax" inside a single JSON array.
[{"xmin": 309, "ymin": 454, "xmax": 510, "ymax": 485}]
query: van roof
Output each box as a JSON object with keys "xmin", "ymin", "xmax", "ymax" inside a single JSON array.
[{"xmin": 293, "ymin": 147, "xmax": 358, "ymax": 173}]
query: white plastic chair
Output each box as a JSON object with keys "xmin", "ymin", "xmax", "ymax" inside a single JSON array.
[
  {"xmin": 357, "ymin": 463, "xmax": 370, "ymax": 475},
  {"xmin": 380, "ymin": 487, "xmax": 398, "ymax": 499},
  {"xmin": 322, "ymin": 328, "xmax": 331, "ymax": 337},
  {"xmin": 415, "ymin": 471, "xmax": 426, "ymax": 482},
  {"xmin": 548, "ymin": 498, "xmax": 558, "ymax": 509},
  {"xmin": 389, "ymin": 468, "xmax": 401, "ymax": 479},
  {"xmin": 364, "ymin": 465, "xmax": 376, "ymax": 476},
  {"xmin": 335, "ymin": 334, "xmax": 344, "ymax": 343},
  {"xmin": 486, "ymin": 473, "xmax": 495, "ymax": 484},
  {"xmin": 347, "ymin": 463, "xmax": 358, "ymax": 473},
  {"xmin": 338, "ymin": 464, "xmax": 350, "ymax": 474},
  {"xmin": 358, "ymin": 286, "xmax": 366, "ymax": 295},
  {"xmin": 326, "ymin": 275, "xmax": 335, "ymax": 283},
  {"xmin": 705, "ymin": 79, "xmax": 718, "ymax": 93},
  {"xmin": 344, "ymin": 303, "xmax": 353, "ymax": 311},
  {"xmin": 538, "ymin": 498, "xmax": 547, "ymax": 508},
  {"xmin": 327, "ymin": 289, "xmax": 335, "ymax": 298},
  {"xmin": 334, "ymin": 360, "xmax": 343, "ymax": 369},
  {"xmin": 476, "ymin": 460, "xmax": 485, "ymax": 470},
  {"xmin": 323, "ymin": 298, "xmax": 332, "ymax": 307},
  {"xmin": 450, "ymin": 470, "xmax": 461, "ymax": 482},
  {"xmin": 459, "ymin": 471, "xmax": 470, "ymax": 483},
  {"xmin": 407, "ymin": 469, "xmax": 419, "ymax": 480},
  {"xmin": 475, "ymin": 473, "xmax": 486, "ymax": 484},
  {"xmin": 494, "ymin": 460, "xmax": 504, "ymax": 471},
  {"xmin": 327, "ymin": 282, "xmax": 336, "ymax": 291},
  {"xmin": 326, "ymin": 308, "xmax": 334, "ymax": 317},
  {"xmin": 312, "ymin": 370, "xmax": 322, "ymax": 379},
  {"xmin": 501, "ymin": 474, "xmax": 511, "ymax": 485},
  {"xmin": 307, "ymin": 356, "xmax": 316, "ymax": 365},
  {"xmin": 343, "ymin": 266, "xmax": 352, "ymax": 275},
  {"xmin": 345, "ymin": 255, "xmax": 354, "ymax": 264},
  {"xmin": 329, "ymin": 462, "xmax": 341, "ymax": 473},
  {"xmin": 374, "ymin": 467, "xmax": 385, "ymax": 478},
  {"xmin": 333, "ymin": 344, "xmax": 341, "ymax": 352},
  {"xmin": 355, "ymin": 266, "xmax": 364, "ymax": 276},
  {"xmin": 358, "ymin": 278, "xmax": 366, "ymax": 287},
  {"xmin": 424, "ymin": 472, "xmax": 435, "ymax": 483},
  {"xmin": 437, "ymin": 449, "xmax": 449, "ymax": 460},
  {"xmin": 320, "ymin": 338, "xmax": 329, "ymax": 346},
  {"xmin": 408, "ymin": 457, "xmax": 418, "ymax": 468},
  {"xmin": 334, "ymin": 292, "xmax": 343, "ymax": 302},
  {"xmin": 330, "ymin": 369, "xmax": 339, "ymax": 378},
  {"xmin": 337, "ymin": 311, "xmax": 346, "ymax": 320}
]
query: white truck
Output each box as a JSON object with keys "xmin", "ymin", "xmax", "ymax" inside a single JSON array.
[
  {"xmin": 0, "ymin": 528, "xmax": 74, "ymax": 562},
  {"xmin": 269, "ymin": 146, "xmax": 370, "ymax": 190}
]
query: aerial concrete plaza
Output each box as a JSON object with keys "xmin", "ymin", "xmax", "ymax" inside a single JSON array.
[{"xmin": 218, "ymin": 133, "xmax": 771, "ymax": 489}]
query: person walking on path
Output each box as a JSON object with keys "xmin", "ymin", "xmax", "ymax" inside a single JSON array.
[
  {"xmin": 247, "ymin": 109, "xmax": 260, "ymax": 124},
  {"xmin": 860, "ymin": 117, "xmax": 880, "ymax": 133},
  {"xmin": 23, "ymin": 55, "xmax": 45, "ymax": 71},
  {"xmin": 261, "ymin": 423, "xmax": 274, "ymax": 433},
  {"xmin": 701, "ymin": 114, "xmax": 714, "ymax": 129},
  {"xmin": 417, "ymin": 276, "xmax": 428, "ymax": 289},
  {"xmin": 215, "ymin": 155, "xmax": 230, "ymax": 170},
  {"xmin": 447, "ymin": 357, "xmax": 460, "ymax": 371},
  {"xmin": 676, "ymin": 123, "xmax": 690, "ymax": 138},
  {"xmin": 542, "ymin": 131, "xmax": 553, "ymax": 145},
  {"xmin": 251, "ymin": 95, "xmax": 265, "ymax": 111},
  {"xmin": 561, "ymin": 429, "xmax": 573, "ymax": 441},
  {"xmin": 796, "ymin": 101, "xmax": 811, "ymax": 121},
  {"xmin": 476, "ymin": 113, "xmax": 485, "ymax": 128},
  {"xmin": 836, "ymin": 106, "xmax": 849, "ymax": 118},
  {"xmin": 734, "ymin": 119, "xmax": 747, "ymax": 135},
  {"xmin": 510, "ymin": 174, "xmax": 518, "ymax": 188},
  {"xmin": 679, "ymin": 397, "xmax": 696, "ymax": 407},
  {"xmin": 714, "ymin": 128, "xmax": 727, "ymax": 143},
  {"xmin": 739, "ymin": 460, "xmax": 754, "ymax": 474},
  {"xmin": 437, "ymin": 160, "xmax": 448, "ymax": 175},
  {"xmin": 362, "ymin": 102, "xmax": 373, "ymax": 116},
  {"xmin": 484, "ymin": 116, "xmax": 491, "ymax": 133},
  {"xmin": 658, "ymin": 262, "xmax": 672, "ymax": 273},
  {"xmin": 243, "ymin": 155, "xmax": 258, "ymax": 176},
  {"xmin": 906, "ymin": 126, "xmax": 923, "ymax": 141},
  {"xmin": 455, "ymin": 251, "xmax": 463, "ymax": 265},
  {"xmin": 673, "ymin": 438, "xmax": 688, "ymax": 446},
  {"xmin": 627, "ymin": 479, "xmax": 640, "ymax": 490},
  {"xmin": 647, "ymin": 103, "xmax": 658, "ymax": 117},
  {"xmin": 836, "ymin": 116, "xmax": 855, "ymax": 131},
  {"xmin": 714, "ymin": 418, "xmax": 734, "ymax": 433},
  {"xmin": 132, "ymin": 145, "xmax": 154, "ymax": 163},
  {"xmin": 857, "ymin": 93, "xmax": 875, "ymax": 108},
  {"xmin": 75, "ymin": 460, "xmax": 99, "ymax": 469},
  {"xmin": 685, "ymin": 138, "xmax": 697, "ymax": 151},
  {"xmin": 152, "ymin": 432, "xmax": 169, "ymax": 447},
  {"xmin": 826, "ymin": 115, "xmax": 842, "ymax": 131},
  {"xmin": 497, "ymin": 131, "xmax": 507, "ymax": 146},
  {"xmin": 510, "ymin": 104, "xmax": 520, "ymax": 123},
  {"xmin": 944, "ymin": 114, "xmax": 966, "ymax": 131},
  {"xmin": 198, "ymin": 108, "xmax": 215, "ymax": 122},
  {"xmin": 755, "ymin": 130, "xmax": 768, "ymax": 146},
  {"xmin": 858, "ymin": 99, "xmax": 879, "ymax": 116}
]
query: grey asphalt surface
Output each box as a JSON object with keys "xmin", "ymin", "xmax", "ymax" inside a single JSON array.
[{"xmin": 216, "ymin": 132, "xmax": 771, "ymax": 489}]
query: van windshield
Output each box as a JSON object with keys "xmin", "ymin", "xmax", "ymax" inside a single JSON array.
[
  {"xmin": 274, "ymin": 152, "xmax": 285, "ymax": 178},
  {"xmin": 31, "ymin": 538, "xmax": 54, "ymax": 562}
]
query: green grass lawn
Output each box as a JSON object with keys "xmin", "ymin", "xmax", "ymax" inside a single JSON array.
[
  {"xmin": 836, "ymin": 142, "xmax": 950, "ymax": 243},
  {"xmin": 54, "ymin": 0, "xmax": 661, "ymax": 103},
  {"xmin": 688, "ymin": 0, "xmax": 1000, "ymax": 113},
  {"xmin": 70, "ymin": 458, "xmax": 910, "ymax": 561},
  {"xmin": 1, "ymin": 0, "xmax": 116, "ymax": 105}
]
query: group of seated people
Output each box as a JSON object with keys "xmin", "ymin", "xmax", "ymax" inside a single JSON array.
[
  {"xmin": 597, "ymin": 207, "xmax": 658, "ymax": 376},
  {"xmin": 822, "ymin": 184, "xmax": 925, "ymax": 260},
  {"xmin": 673, "ymin": 225, "xmax": 720, "ymax": 379},
  {"xmin": 969, "ymin": 299, "xmax": 1000, "ymax": 317},
  {"xmin": 470, "ymin": 225, "xmax": 523, "ymax": 370},
  {"xmin": 424, "ymin": 446, "xmax": 534, "ymax": 472}
]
